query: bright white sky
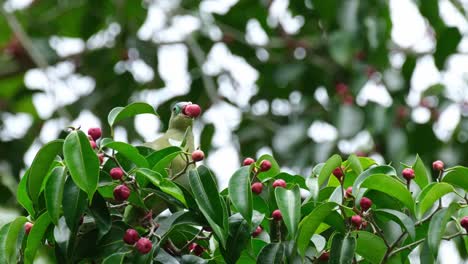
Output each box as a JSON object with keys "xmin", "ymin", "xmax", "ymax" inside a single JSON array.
[{"xmin": 1, "ymin": 1, "xmax": 468, "ymax": 261}]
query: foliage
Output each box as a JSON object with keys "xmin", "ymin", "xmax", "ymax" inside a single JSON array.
[{"xmin": 1, "ymin": 102, "xmax": 468, "ymax": 263}]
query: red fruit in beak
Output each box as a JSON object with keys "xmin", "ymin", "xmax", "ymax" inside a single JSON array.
[{"xmin": 183, "ymin": 104, "xmax": 202, "ymax": 118}]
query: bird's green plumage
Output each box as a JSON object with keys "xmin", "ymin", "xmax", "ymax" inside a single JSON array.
[
  {"xmin": 142, "ymin": 102, "xmax": 195, "ymax": 190},
  {"xmin": 124, "ymin": 102, "xmax": 196, "ymax": 223}
]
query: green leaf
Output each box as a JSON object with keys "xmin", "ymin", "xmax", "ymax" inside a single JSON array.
[
  {"xmin": 152, "ymin": 148, "xmax": 183, "ymax": 177},
  {"xmin": 442, "ymin": 166, "xmax": 468, "ymax": 190},
  {"xmin": 107, "ymin": 102, "xmax": 158, "ymax": 128},
  {"xmin": 62, "ymin": 177, "xmax": 87, "ymax": 232},
  {"xmin": 428, "ymin": 203, "xmax": 460, "ymax": 258},
  {"xmin": 17, "ymin": 170, "xmax": 35, "ymax": 218},
  {"xmin": 434, "ymin": 27, "xmax": 462, "ymax": 69},
  {"xmin": 145, "ymin": 146, "xmax": 181, "ymax": 168},
  {"xmin": 45, "ymin": 166, "xmax": 67, "ymax": 225},
  {"xmin": 101, "ymin": 139, "xmax": 149, "ymax": 168},
  {"xmin": 352, "ymin": 165, "xmax": 396, "ymax": 195},
  {"xmin": 274, "ymin": 185, "xmax": 300, "ymax": 239},
  {"xmin": 4, "ymin": 216, "xmax": 27, "ymax": 264},
  {"xmin": 257, "ymin": 243, "xmax": 284, "ymax": 264},
  {"xmin": 347, "ymin": 154, "xmax": 363, "ymax": 175},
  {"xmin": 329, "ymin": 31, "xmax": 354, "ymax": 66},
  {"xmin": 220, "ymin": 214, "xmax": 252, "ymax": 264},
  {"xmin": 353, "ymin": 231, "xmax": 387, "ymax": 264},
  {"xmin": 189, "ymin": 166, "xmax": 228, "ymax": 247},
  {"xmin": 256, "ymin": 155, "xmax": 280, "ymax": 181},
  {"xmin": 0, "ymin": 223, "xmax": 11, "ymax": 264},
  {"xmin": 330, "ymin": 233, "xmax": 356, "ymax": 264},
  {"xmin": 318, "ymin": 155, "xmax": 342, "ymax": 186},
  {"xmin": 136, "ymin": 168, "xmax": 187, "ymax": 206},
  {"xmin": 305, "ymin": 176, "xmax": 319, "ymax": 202},
  {"xmin": 412, "ymin": 154, "xmax": 430, "ymax": 190},
  {"xmin": 24, "ymin": 213, "xmax": 52, "ymax": 264},
  {"xmin": 102, "ymin": 252, "xmax": 127, "ymax": 264},
  {"xmin": 415, "ymin": 182, "xmax": 454, "ymax": 219},
  {"xmin": 88, "ymin": 192, "xmax": 111, "ymax": 240},
  {"xmin": 374, "ymin": 209, "xmax": 416, "ymax": 240},
  {"xmin": 296, "ymin": 202, "xmax": 338, "ymax": 256},
  {"xmin": 228, "ymin": 166, "xmax": 253, "ymax": 225},
  {"xmin": 28, "ymin": 139, "xmax": 64, "ymax": 204},
  {"xmin": 361, "ymin": 174, "xmax": 414, "ymax": 213},
  {"xmin": 63, "ymin": 130, "xmax": 99, "ymax": 202}
]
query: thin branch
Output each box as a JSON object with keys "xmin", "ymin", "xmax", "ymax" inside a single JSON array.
[{"xmin": 389, "ymin": 238, "xmax": 425, "ymax": 257}]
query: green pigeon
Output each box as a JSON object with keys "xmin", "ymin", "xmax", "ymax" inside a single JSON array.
[
  {"xmin": 124, "ymin": 102, "xmax": 201, "ymax": 223},
  {"xmin": 143, "ymin": 101, "xmax": 200, "ymax": 190}
]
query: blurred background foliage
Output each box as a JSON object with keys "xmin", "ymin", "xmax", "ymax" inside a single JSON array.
[{"xmin": 0, "ymin": 0, "xmax": 468, "ymax": 224}]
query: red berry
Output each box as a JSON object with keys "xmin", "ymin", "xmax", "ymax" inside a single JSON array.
[
  {"xmin": 351, "ymin": 215, "xmax": 362, "ymax": 227},
  {"xmin": 188, "ymin": 243, "xmax": 204, "ymax": 256},
  {"xmin": 183, "ymin": 104, "xmax": 202, "ymax": 118},
  {"xmin": 87, "ymin": 127, "xmax": 102, "ymax": 141},
  {"xmin": 432, "ymin": 160, "xmax": 444, "ymax": 171},
  {"xmin": 24, "ymin": 222, "xmax": 33, "ymax": 235},
  {"xmin": 319, "ymin": 251, "xmax": 330, "ymax": 261},
  {"xmin": 192, "ymin": 150, "xmax": 205, "ymax": 162},
  {"xmin": 402, "ymin": 168, "xmax": 415, "ymax": 181},
  {"xmin": 336, "ymin": 83, "xmax": 348, "ymax": 96},
  {"xmin": 332, "ymin": 167, "xmax": 344, "ymax": 180},
  {"xmin": 252, "ymin": 226, "xmax": 263, "ymax": 237},
  {"xmin": 260, "ymin": 160, "xmax": 272, "ymax": 172},
  {"xmin": 460, "ymin": 216, "xmax": 468, "ymax": 231},
  {"xmin": 272, "ymin": 209, "xmax": 282, "ymax": 221},
  {"xmin": 89, "ymin": 140, "xmax": 97, "ymax": 149},
  {"xmin": 123, "ymin": 229, "xmax": 140, "ymax": 245},
  {"xmin": 135, "ymin": 237, "xmax": 152, "ymax": 254},
  {"xmin": 243, "ymin": 157, "xmax": 255, "ymax": 166},
  {"xmin": 360, "ymin": 197, "xmax": 372, "ymax": 211},
  {"xmin": 110, "ymin": 167, "xmax": 124, "ymax": 180},
  {"xmin": 251, "ymin": 182, "xmax": 263, "ymax": 194},
  {"xmin": 345, "ymin": 187, "xmax": 353, "ymax": 198},
  {"xmin": 98, "ymin": 153, "xmax": 104, "ymax": 165},
  {"xmin": 272, "ymin": 179, "xmax": 286, "ymax": 188},
  {"xmin": 113, "ymin": 184, "xmax": 130, "ymax": 201}
]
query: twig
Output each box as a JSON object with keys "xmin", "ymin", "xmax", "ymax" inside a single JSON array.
[{"xmin": 389, "ymin": 238, "xmax": 425, "ymax": 257}]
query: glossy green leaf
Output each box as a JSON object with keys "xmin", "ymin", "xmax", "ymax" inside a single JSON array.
[
  {"xmin": 353, "ymin": 231, "xmax": 387, "ymax": 264},
  {"xmin": 318, "ymin": 154, "xmax": 342, "ymax": 186},
  {"xmin": 62, "ymin": 177, "xmax": 87, "ymax": 232},
  {"xmin": 17, "ymin": 170, "xmax": 35, "ymax": 218},
  {"xmin": 412, "ymin": 154, "xmax": 430, "ymax": 190},
  {"xmin": 305, "ymin": 176, "xmax": 319, "ymax": 202},
  {"xmin": 374, "ymin": 209, "xmax": 416, "ymax": 240},
  {"xmin": 257, "ymin": 243, "xmax": 284, "ymax": 264},
  {"xmin": 415, "ymin": 182, "xmax": 454, "ymax": 219},
  {"xmin": 330, "ymin": 233, "xmax": 356, "ymax": 264},
  {"xmin": 45, "ymin": 166, "xmax": 67, "ymax": 225},
  {"xmin": 361, "ymin": 174, "xmax": 414, "ymax": 213},
  {"xmin": 189, "ymin": 165, "xmax": 228, "ymax": 247},
  {"xmin": 297, "ymin": 202, "xmax": 338, "ymax": 256},
  {"xmin": 102, "ymin": 252, "xmax": 127, "ymax": 264},
  {"xmin": 428, "ymin": 203, "xmax": 460, "ymax": 258},
  {"xmin": 28, "ymin": 139, "xmax": 63, "ymax": 204},
  {"xmin": 347, "ymin": 154, "xmax": 363, "ymax": 175},
  {"xmin": 228, "ymin": 166, "xmax": 253, "ymax": 225},
  {"xmin": 275, "ymin": 185, "xmax": 300, "ymax": 239},
  {"xmin": 442, "ymin": 166, "xmax": 468, "ymax": 191},
  {"xmin": 24, "ymin": 213, "xmax": 52, "ymax": 264},
  {"xmin": 352, "ymin": 165, "xmax": 397, "ymax": 195},
  {"xmin": 63, "ymin": 130, "xmax": 99, "ymax": 202},
  {"xmin": 107, "ymin": 102, "xmax": 158, "ymax": 128},
  {"xmin": 136, "ymin": 168, "xmax": 187, "ymax": 206},
  {"xmin": 101, "ymin": 138, "xmax": 149, "ymax": 168},
  {"xmin": 3, "ymin": 216, "xmax": 27, "ymax": 264},
  {"xmin": 256, "ymin": 155, "xmax": 280, "ymax": 181},
  {"xmin": 0, "ymin": 223, "xmax": 11, "ymax": 264},
  {"xmin": 145, "ymin": 146, "xmax": 181, "ymax": 168},
  {"xmin": 88, "ymin": 192, "xmax": 111, "ymax": 240},
  {"xmin": 220, "ymin": 214, "xmax": 251, "ymax": 264},
  {"xmin": 152, "ymin": 149, "xmax": 183, "ymax": 177}
]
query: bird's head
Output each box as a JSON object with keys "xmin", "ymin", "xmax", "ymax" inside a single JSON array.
[{"xmin": 169, "ymin": 101, "xmax": 202, "ymax": 130}]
